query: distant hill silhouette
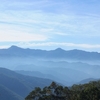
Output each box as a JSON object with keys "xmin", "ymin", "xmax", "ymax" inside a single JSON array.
[{"xmin": 0, "ymin": 45, "xmax": 100, "ymax": 60}]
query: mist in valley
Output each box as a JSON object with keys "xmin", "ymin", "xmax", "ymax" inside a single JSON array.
[{"xmin": 1, "ymin": 48, "xmax": 100, "ymax": 86}]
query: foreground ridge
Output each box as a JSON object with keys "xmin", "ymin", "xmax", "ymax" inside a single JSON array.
[{"xmin": 25, "ymin": 81, "xmax": 100, "ymax": 100}]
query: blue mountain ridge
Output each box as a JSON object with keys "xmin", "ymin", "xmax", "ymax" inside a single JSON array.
[{"xmin": 0, "ymin": 45, "xmax": 100, "ymax": 60}]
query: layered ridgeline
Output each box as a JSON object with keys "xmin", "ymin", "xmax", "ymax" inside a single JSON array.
[
  {"xmin": 0, "ymin": 45, "xmax": 100, "ymax": 60},
  {"xmin": 0, "ymin": 45, "xmax": 100, "ymax": 86},
  {"xmin": 0, "ymin": 67, "xmax": 52, "ymax": 100}
]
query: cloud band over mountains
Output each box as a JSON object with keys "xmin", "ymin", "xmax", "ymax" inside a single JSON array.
[{"xmin": 0, "ymin": 0, "xmax": 100, "ymax": 51}]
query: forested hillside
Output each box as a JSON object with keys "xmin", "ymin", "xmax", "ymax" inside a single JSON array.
[
  {"xmin": 25, "ymin": 81, "xmax": 100, "ymax": 100},
  {"xmin": 0, "ymin": 84, "xmax": 23, "ymax": 100},
  {"xmin": 0, "ymin": 67, "xmax": 52, "ymax": 100}
]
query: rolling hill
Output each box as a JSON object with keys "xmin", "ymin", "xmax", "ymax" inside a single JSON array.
[
  {"xmin": 0, "ymin": 67, "xmax": 52, "ymax": 100},
  {"xmin": 0, "ymin": 84, "xmax": 23, "ymax": 100}
]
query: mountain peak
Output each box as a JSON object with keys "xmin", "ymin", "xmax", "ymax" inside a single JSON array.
[
  {"xmin": 8, "ymin": 45, "xmax": 23, "ymax": 51},
  {"xmin": 8, "ymin": 45, "xmax": 23, "ymax": 50},
  {"xmin": 55, "ymin": 48, "xmax": 65, "ymax": 51}
]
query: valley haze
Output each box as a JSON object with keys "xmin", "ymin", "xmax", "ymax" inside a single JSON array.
[{"xmin": 0, "ymin": 45, "xmax": 100, "ymax": 86}]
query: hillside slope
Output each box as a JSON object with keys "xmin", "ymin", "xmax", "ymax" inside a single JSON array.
[
  {"xmin": 0, "ymin": 84, "xmax": 23, "ymax": 100},
  {"xmin": 0, "ymin": 67, "xmax": 52, "ymax": 99}
]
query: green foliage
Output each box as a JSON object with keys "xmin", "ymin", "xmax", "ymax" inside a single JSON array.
[{"xmin": 25, "ymin": 81, "xmax": 100, "ymax": 100}]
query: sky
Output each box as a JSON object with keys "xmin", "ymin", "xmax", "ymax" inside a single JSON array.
[{"xmin": 0, "ymin": 0, "xmax": 100, "ymax": 52}]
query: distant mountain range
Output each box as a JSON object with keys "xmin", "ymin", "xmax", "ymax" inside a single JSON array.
[
  {"xmin": 0, "ymin": 67, "xmax": 52, "ymax": 100},
  {"xmin": 0, "ymin": 45, "xmax": 100, "ymax": 97},
  {"xmin": 0, "ymin": 45, "xmax": 100, "ymax": 61}
]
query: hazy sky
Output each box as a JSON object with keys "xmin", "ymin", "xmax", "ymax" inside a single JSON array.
[{"xmin": 0, "ymin": 0, "xmax": 100, "ymax": 51}]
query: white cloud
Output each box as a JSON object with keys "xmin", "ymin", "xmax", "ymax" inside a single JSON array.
[
  {"xmin": 0, "ymin": 0, "xmax": 100, "ymax": 52},
  {"xmin": 1, "ymin": 42, "xmax": 100, "ymax": 52},
  {"xmin": 0, "ymin": 0, "xmax": 49, "ymax": 10},
  {"xmin": 1, "ymin": 9, "xmax": 100, "ymax": 38},
  {"xmin": 15, "ymin": 42, "xmax": 100, "ymax": 49},
  {"xmin": 0, "ymin": 31, "xmax": 48, "ymax": 42},
  {"xmin": 40, "ymin": 28, "xmax": 54, "ymax": 33}
]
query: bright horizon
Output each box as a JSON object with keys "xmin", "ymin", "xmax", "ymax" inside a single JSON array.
[{"xmin": 0, "ymin": 0, "xmax": 100, "ymax": 52}]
